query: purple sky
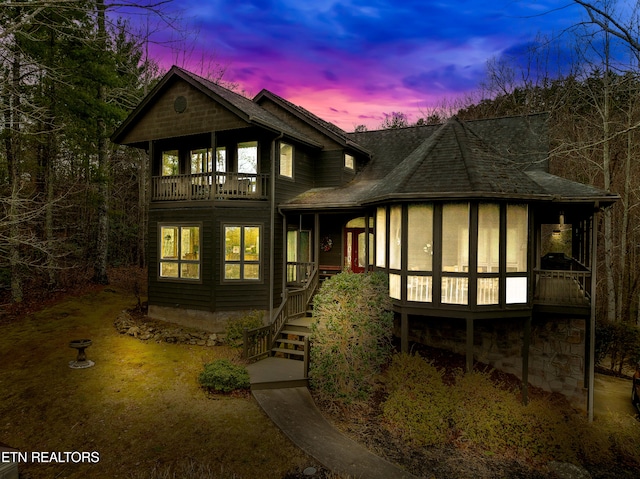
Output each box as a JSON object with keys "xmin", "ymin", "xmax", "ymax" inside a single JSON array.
[{"xmin": 134, "ymin": 1, "xmax": 587, "ymax": 130}]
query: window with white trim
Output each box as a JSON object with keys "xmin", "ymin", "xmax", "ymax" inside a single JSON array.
[{"xmin": 159, "ymin": 225, "xmax": 201, "ymax": 280}]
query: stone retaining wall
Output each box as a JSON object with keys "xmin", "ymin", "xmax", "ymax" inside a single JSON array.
[{"xmin": 403, "ymin": 315, "xmax": 588, "ymax": 409}]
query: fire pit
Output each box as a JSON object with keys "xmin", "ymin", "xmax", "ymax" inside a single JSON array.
[{"xmin": 69, "ymin": 339, "xmax": 94, "ymax": 369}]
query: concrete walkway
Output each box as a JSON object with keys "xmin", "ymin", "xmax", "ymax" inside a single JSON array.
[{"xmin": 251, "ymin": 386, "xmax": 418, "ymax": 479}]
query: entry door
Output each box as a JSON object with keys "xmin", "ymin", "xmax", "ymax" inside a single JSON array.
[{"xmin": 345, "ymin": 228, "xmax": 368, "ymax": 273}]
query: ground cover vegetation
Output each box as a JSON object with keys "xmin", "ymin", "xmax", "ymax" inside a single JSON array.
[
  {"xmin": 0, "ymin": 279, "xmax": 318, "ymax": 479},
  {"xmin": 309, "ymin": 271, "xmax": 640, "ymax": 478}
]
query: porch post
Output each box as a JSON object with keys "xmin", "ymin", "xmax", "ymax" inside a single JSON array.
[
  {"xmin": 522, "ymin": 315, "xmax": 531, "ymax": 405},
  {"xmin": 466, "ymin": 317, "xmax": 473, "ymax": 373},
  {"xmin": 401, "ymin": 312, "xmax": 408, "ymax": 353},
  {"xmin": 588, "ymin": 209, "xmax": 599, "ymax": 422}
]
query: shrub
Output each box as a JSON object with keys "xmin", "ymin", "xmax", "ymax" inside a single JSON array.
[
  {"xmin": 309, "ymin": 272, "xmax": 393, "ymax": 404},
  {"xmin": 382, "ymin": 354, "xmax": 453, "ymax": 447},
  {"xmin": 198, "ymin": 359, "xmax": 250, "ymax": 393},
  {"xmin": 381, "ymin": 353, "xmax": 640, "ymax": 467},
  {"xmin": 224, "ymin": 310, "xmax": 265, "ymax": 348}
]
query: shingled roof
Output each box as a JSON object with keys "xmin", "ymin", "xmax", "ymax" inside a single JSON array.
[
  {"xmin": 282, "ymin": 114, "xmax": 617, "ymax": 210},
  {"xmin": 253, "ymin": 89, "xmax": 370, "ymax": 155},
  {"xmin": 365, "ymin": 117, "xmax": 546, "ymax": 202},
  {"xmin": 112, "ymin": 66, "xmax": 321, "ymax": 148}
]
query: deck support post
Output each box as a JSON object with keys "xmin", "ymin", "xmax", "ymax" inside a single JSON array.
[
  {"xmin": 522, "ymin": 315, "xmax": 531, "ymax": 405},
  {"xmin": 401, "ymin": 312, "xmax": 408, "ymax": 353},
  {"xmin": 466, "ymin": 317, "xmax": 473, "ymax": 373},
  {"xmin": 588, "ymin": 210, "xmax": 599, "ymax": 422}
]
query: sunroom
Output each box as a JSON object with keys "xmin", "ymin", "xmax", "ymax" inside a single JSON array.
[{"xmin": 375, "ymin": 201, "xmax": 530, "ymax": 311}]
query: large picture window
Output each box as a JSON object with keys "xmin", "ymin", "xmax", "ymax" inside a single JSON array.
[
  {"xmin": 159, "ymin": 225, "xmax": 201, "ymax": 280},
  {"xmin": 224, "ymin": 225, "xmax": 261, "ymax": 281}
]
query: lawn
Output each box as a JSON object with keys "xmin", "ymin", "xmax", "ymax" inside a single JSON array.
[{"xmin": 0, "ymin": 286, "xmax": 313, "ymax": 479}]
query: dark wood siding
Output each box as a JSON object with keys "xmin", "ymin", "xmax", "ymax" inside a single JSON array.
[
  {"xmin": 212, "ymin": 204, "xmax": 272, "ymax": 311},
  {"xmin": 148, "ymin": 208, "xmax": 214, "ymax": 311},
  {"xmin": 314, "ymin": 150, "xmax": 356, "ymax": 188},
  {"xmin": 121, "ymin": 79, "xmax": 249, "ymax": 145},
  {"xmin": 148, "ymin": 201, "xmax": 274, "ymax": 313},
  {"xmin": 258, "ymin": 99, "xmax": 344, "ymax": 150}
]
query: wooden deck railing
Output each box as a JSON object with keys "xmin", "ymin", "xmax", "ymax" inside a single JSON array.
[
  {"xmin": 243, "ymin": 265, "xmax": 319, "ymax": 361},
  {"xmin": 534, "ymin": 269, "xmax": 591, "ymax": 306},
  {"xmin": 152, "ymin": 172, "xmax": 269, "ymax": 201}
]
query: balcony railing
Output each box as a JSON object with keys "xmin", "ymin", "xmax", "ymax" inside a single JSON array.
[
  {"xmin": 534, "ymin": 269, "xmax": 591, "ymax": 306},
  {"xmin": 151, "ymin": 172, "xmax": 269, "ymax": 201}
]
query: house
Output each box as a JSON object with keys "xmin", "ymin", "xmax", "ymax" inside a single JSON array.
[{"xmin": 112, "ymin": 66, "xmax": 618, "ymax": 411}]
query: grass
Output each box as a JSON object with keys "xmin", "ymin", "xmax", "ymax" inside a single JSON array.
[{"xmin": 0, "ymin": 287, "xmax": 312, "ymax": 478}]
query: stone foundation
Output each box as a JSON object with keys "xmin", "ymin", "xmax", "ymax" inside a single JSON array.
[
  {"xmin": 148, "ymin": 305, "xmax": 267, "ymax": 333},
  {"xmin": 402, "ymin": 315, "xmax": 588, "ymax": 409}
]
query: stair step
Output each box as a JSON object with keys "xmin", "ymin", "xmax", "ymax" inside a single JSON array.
[
  {"xmin": 271, "ymin": 347, "xmax": 305, "ymax": 356},
  {"xmin": 281, "ymin": 329, "xmax": 310, "ymax": 337},
  {"xmin": 276, "ymin": 338, "xmax": 305, "ymax": 346}
]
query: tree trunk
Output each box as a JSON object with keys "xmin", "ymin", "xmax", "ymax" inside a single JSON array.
[{"xmin": 92, "ymin": 0, "xmax": 109, "ymax": 284}]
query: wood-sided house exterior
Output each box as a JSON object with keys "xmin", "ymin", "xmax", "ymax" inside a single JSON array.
[{"xmin": 112, "ymin": 66, "xmax": 618, "ymax": 410}]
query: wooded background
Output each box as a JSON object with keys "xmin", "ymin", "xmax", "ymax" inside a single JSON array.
[{"xmin": 1, "ymin": 1, "xmax": 639, "ymax": 336}]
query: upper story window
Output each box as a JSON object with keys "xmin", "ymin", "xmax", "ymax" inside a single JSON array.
[
  {"xmin": 191, "ymin": 148, "xmax": 212, "ymax": 174},
  {"xmin": 280, "ymin": 142, "xmax": 293, "ymax": 178},
  {"xmin": 162, "ymin": 150, "xmax": 179, "ymax": 176},
  {"xmin": 238, "ymin": 141, "xmax": 258, "ymax": 175},
  {"xmin": 344, "ymin": 153, "xmax": 355, "ymax": 170},
  {"xmin": 159, "ymin": 224, "xmax": 201, "ymax": 281},
  {"xmin": 216, "ymin": 147, "xmax": 227, "ymax": 172}
]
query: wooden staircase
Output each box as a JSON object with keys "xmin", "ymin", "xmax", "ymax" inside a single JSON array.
[{"xmin": 271, "ymin": 315, "xmax": 312, "ymax": 360}]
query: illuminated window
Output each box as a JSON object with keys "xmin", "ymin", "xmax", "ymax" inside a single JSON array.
[
  {"xmin": 477, "ymin": 203, "xmax": 500, "ymax": 305},
  {"xmin": 162, "ymin": 150, "xmax": 179, "ymax": 176},
  {"xmin": 344, "ymin": 153, "xmax": 355, "ymax": 170},
  {"xmin": 224, "ymin": 225, "xmax": 261, "ymax": 281},
  {"xmin": 238, "ymin": 141, "xmax": 258, "ymax": 174},
  {"xmin": 376, "ymin": 207, "xmax": 386, "ymax": 267},
  {"xmin": 280, "ymin": 143, "xmax": 293, "ymax": 178},
  {"xmin": 159, "ymin": 225, "xmax": 201, "ymax": 280},
  {"xmin": 441, "ymin": 203, "xmax": 469, "ymax": 305}
]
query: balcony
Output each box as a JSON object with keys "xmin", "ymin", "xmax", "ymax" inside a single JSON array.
[{"xmin": 151, "ymin": 172, "xmax": 269, "ymax": 202}]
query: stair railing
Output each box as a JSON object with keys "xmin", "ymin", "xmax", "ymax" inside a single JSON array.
[{"xmin": 243, "ymin": 265, "xmax": 318, "ymax": 361}]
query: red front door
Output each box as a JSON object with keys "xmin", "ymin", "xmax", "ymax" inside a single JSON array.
[{"xmin": 345, "ymin": 228, "xmax": 368, "ymax": 273}]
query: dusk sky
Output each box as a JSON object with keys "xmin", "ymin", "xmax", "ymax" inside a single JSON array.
[{"xmin": 138, "ymin": 1, "xmax": 591, "ymax": 130}]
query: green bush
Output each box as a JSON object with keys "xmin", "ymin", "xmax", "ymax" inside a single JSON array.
[
  {"xmin": 382, "ymin": 354, "xmax": 453, "ymax": 446},
  {"xmin": 309, "ymin": 272, "xmax": 393, "ymax": 404},
  {"xmin": 224, "ymin": 310, "xmax": 265, "ymax": 348},
  {"xmin": 198, "ymin": 359, "xmax": 250, "ymax": 393},
  {"xmin": 381, "ymin": 352, "xmax": 640, "ymax": 468}
]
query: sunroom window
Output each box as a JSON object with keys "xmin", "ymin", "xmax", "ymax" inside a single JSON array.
[
  {"xmin": 407, "ymin": 204, "xmax": 433, "ymax": 302},
  {"xmin": 159, "ymin": 225, "xmax": 201, "ymax": 280},
  {"xmin": 506, "ymin": 204, "xmax": 528, "ymax": 303},
  {"xmin": 441, "ymin": 203, "xmax": 469, "ymax": 305},
  {"xmin": 477, "ymin": 203, "xmax": 500, "ymax": 305},
  {"xmin": 375, "ymin": 202, "xmax": 529, "ymax": 308}
]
